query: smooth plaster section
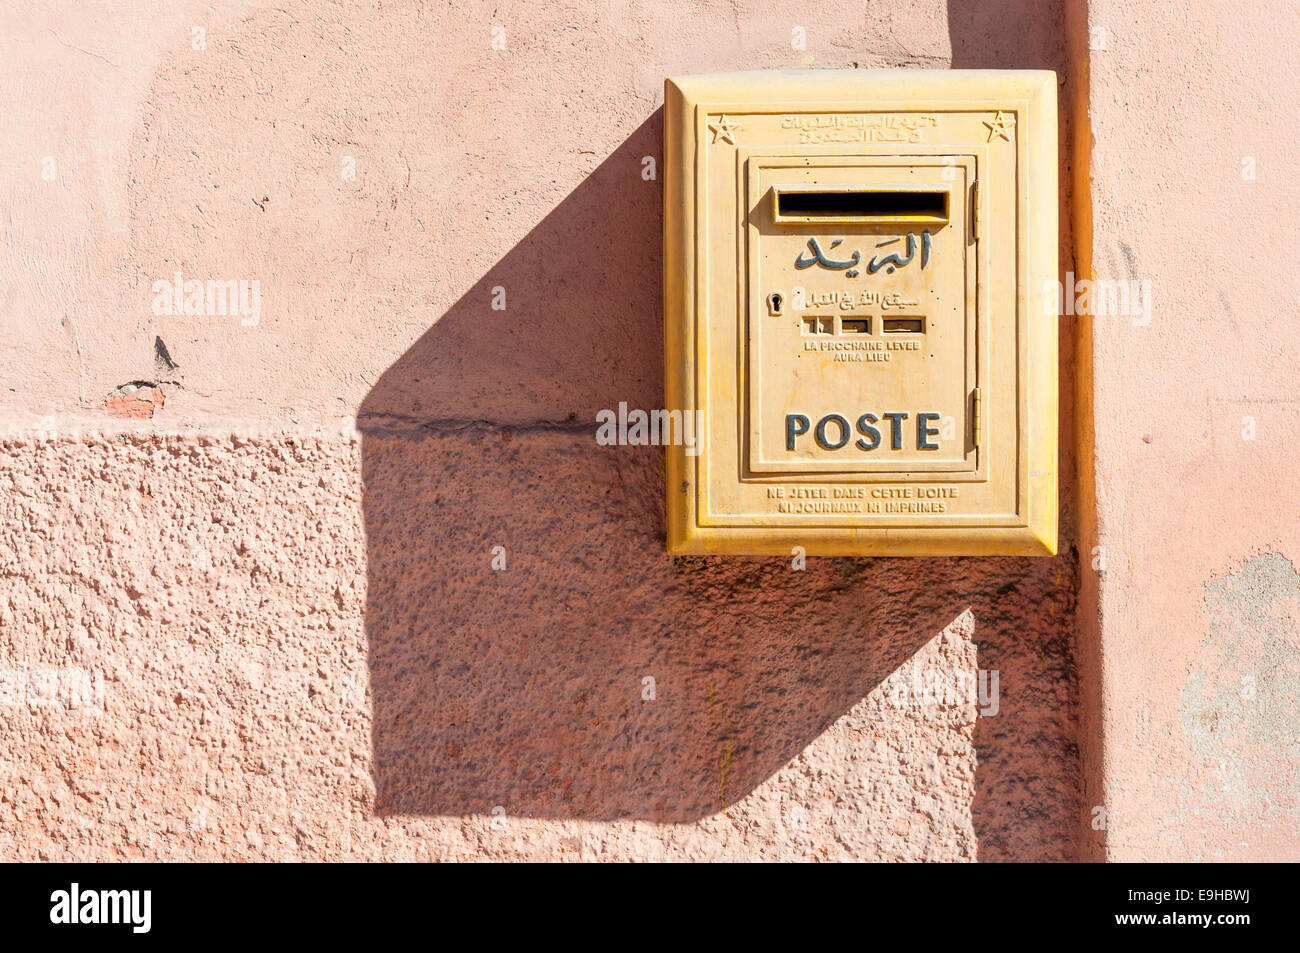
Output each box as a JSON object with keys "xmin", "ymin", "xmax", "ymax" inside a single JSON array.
[{"xmin": 1083, "ymin": 0, "xmax": 1300, "ymax": 860}]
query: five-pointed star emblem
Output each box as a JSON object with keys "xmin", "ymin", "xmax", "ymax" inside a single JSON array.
[
  {"xmin": 708, "ymin": 114, "xmax": 741, "ymax": 145},
  {"xmin": 983, "ymin": 110, "xmax": 1015, "ymax": 142}
]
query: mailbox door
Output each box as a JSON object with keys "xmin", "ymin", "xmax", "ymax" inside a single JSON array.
[{"xmin": 745, "ymin": 154, "xmax": 978, "ymax": 475}]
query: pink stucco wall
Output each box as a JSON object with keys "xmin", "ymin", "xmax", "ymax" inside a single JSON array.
[
  {"xmin": 0, "ymin": 0, "xmax": 1292, "ymax": 862},
  {"xmin": 1078, "ymin": 0, "xmax": 1300, "ymax": 860}
]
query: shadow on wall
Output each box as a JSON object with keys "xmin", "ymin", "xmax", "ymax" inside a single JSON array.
[
  {"xmin": 358, "ymin": 112, "xmax": 938, "ymax": 821},
  {"xmin": 359, "ymin": 105, "xmax": 1079, "ymax": 853},
  {"xmin": 946, "ymin": 0, "xmax": 1079, "ymax": 861},
  {"xmin": 946, "ymin": 0, "xmax": 1066, "ymax": 71}
]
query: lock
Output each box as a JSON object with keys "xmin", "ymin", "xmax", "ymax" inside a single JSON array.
[{"xmin": 663, "ymin": 70, "xmax": 1059, "ymax": 556}]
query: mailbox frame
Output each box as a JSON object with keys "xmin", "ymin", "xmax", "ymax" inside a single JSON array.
[{"xmin": 663, "ymin": 70, "xmax": 1058, "ymax": 556}]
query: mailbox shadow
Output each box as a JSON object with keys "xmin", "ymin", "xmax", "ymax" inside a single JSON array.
[
  {"xmin": 360, "ymin": 110, "xmax": 1078, "ymax": 852},
  {"xmin": 946, "ymin": 0, "xmax": 1067, "ymax": 71},
  {"xmin": 947, "ymin": 0, "xmax": 1082, "ymax": 860}
]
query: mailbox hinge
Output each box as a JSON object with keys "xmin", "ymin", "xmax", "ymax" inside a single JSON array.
[{"xmin": 972, "ymin": 388, "xmax": 982, "ymax": 448}]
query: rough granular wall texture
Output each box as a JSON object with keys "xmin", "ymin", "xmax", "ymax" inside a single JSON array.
[{"xmin": 0, "ymin": 433, "xmax": 1079, "ymax": 860}]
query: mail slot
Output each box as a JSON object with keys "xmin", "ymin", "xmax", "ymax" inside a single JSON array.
[
  {"xmin": 772, "ymin": 186, "xmax": 950, "ymax": 224},
  {"xmin": 663, "ymin": 70, "xmax": 1059, "ymax": 556}
]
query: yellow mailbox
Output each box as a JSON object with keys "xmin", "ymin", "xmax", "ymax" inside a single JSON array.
[{"xmin": 664, "ymin": 70, "xmax": 1058, "ymax": 556}]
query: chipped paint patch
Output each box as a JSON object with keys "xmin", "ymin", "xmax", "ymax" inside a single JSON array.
[
  {"xmin": 1180, "ymin": 554, "xmax": 1300, "ymax": 831},
  {"xmin": 104, "ymin": 382, "xmax": 166, "ymax": 419}
]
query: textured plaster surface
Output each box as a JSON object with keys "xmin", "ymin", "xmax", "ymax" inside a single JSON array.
[
  {"xmin": 1, "ymin": 0, "xmax": 1083, "ymax": 860},
  {"xmin": 1, "ymin": 433, "xmax": 1078, "ymax": 861},
  {"xmin": 1084, "ymin": 0, "xmax": 1300, "ymax": 859}
]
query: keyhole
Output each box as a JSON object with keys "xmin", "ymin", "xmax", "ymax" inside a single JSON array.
[{"xmin": 767, "ymin": 292, "xmax": 783, "ymax": 316}]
